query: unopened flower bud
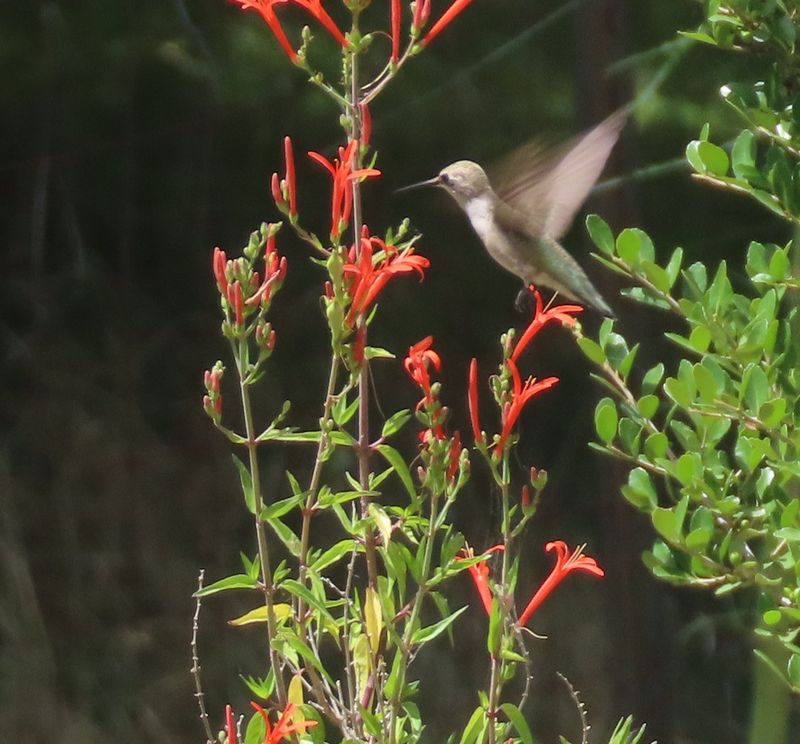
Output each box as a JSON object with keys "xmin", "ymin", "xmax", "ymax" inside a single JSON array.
[{"xmin": 271, "ymin": 172, "xmax": 283, "ymax": 207}]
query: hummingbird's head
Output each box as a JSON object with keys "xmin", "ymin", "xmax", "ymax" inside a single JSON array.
[{"xmin": 437, "ymin": 160, "xmax": 490, "ymax": 205}]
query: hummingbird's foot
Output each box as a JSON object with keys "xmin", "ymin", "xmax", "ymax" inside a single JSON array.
[{"xmin": 515, "ymin": 286, "xmax": 536, "ymax": 314}]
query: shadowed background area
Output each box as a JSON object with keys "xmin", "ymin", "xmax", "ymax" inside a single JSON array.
[{"xmin": 2, "ymin": 1, "xmax": 797, "ymax": 742}]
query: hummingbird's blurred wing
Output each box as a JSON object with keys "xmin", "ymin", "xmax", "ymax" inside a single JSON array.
[{"xmin": 492, "ymin": 108, "xmax": 627, "ymax": 240}]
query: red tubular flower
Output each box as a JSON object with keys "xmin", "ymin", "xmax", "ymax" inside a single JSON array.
[
  {"xmin": 459, "ymin": 545, "xmax": 505, "ymax": 615},
  {"xmin": 496, "ymin": 360, "xmax": 558, "ymax": 455},
  {"xmin": 517, "ymin": 541, "xmax": 604, "ymax": 627},
  {"xmin": 308, "ymin": 140, "xmax": 381, "ymax": 239},
  {"xmin": 359, "ymin": 101, "xmax": 372, "ymax": 148},
  {"xmin": 213, "ymin": 247, "xmax": 229, "ymax": 295},
  {"xmin": 390, "ymin": 0, "xmax": 401, "ymax": 63},
  {"xmin": 421, "ymin": 0, "xmax": 474, "ymax": 46},
  {"xmin": 226, "ymin": 704, "xmax": 236, "ymax": 743},
  {"xmin": 231, "ymin": 1, "xmax": 346, "ymax": 60},
  {"xmin": 250, "ymin": 701, "xmax": 318, "ymax": 744},
  {"xmin": 270, "ymin": 172, "xmax": 283, "ymax": 207},
  {"xmin": 510, "ymin": 285, "xmax": 583, "ymax": 363},
  {"xmin": 246, "ymin": 234, "xmax": 287, "ymax": 307},
  {"xmin": 468, "ymin": 357, "xmax": 483, "ymax": 443},
  {"xmin": 283, "ymin": 136, "xmax": 297, "ymax": 217},
  {"xmin": 227, "ymin": 281, "xmax": 245, "ymax": 326},
  {"xmin": 343, "ymin": 236, "xmax": 429, "ymax": 326},
  {"xmin": 520, "ymin": 485, "xmax": 531, "ymax": 508},
  {"xmin": 231, "ymin": 0, "xmax": 298, "ymax": 61},
  {"xmin": 447, "ymin": 431, "xmax": 461, "ymax": 481},
  {"xmin": 412, "ymin": 0, "xmax": 431, "ymax": 31},
  {"xmin": 403, "ymin": 336, "xmax": 442, "ymax": 404}
]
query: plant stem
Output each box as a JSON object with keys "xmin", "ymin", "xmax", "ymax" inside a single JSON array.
[
  {"xmin": 486, "ymin": 455, "xmax": 512, "ymax": 744},
  {"xmin": 388, "ymin": 491, "xmax": 441, "ymax": 744},
  {"xmin": 295, "ymin": 357, "xmax": 343, "ymax": 724},
  {"xmin": 347, "ymin": 12, "xmax": 379, "ymax": 593},
  {"xmin": 236, "ymin": 338, "xmax": 288, "ymax": 707}
]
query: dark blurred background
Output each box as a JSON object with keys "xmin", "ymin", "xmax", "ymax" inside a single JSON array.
[{"xmin": 2, "ymin": 1, "xmax": 798, "ymax": 742}]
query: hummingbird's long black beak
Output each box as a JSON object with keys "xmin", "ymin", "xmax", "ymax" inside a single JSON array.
[{"xmin": 394, "ymin": 176, "xmax": 441, "ymax": 194}]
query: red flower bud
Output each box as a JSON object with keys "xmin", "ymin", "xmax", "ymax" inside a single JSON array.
[{"xmin": 271, "ymin": 171, "xmax": 283, "ymax": 207}]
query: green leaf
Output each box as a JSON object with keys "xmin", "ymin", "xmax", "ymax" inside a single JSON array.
[
  {"xmin": 412, "ymin": 606, "xmax": 467, "ymax": 645},
  {"xmin": 594, "ymin": 398, "xmax": 618, "ymax": 445},
  {"xmin": 788, "ymin": 653, "xmax": 800, "ymax": 689},
  {"xmin": 621, "ymin": 467, "xmax": 657, "ymax": 511},
  {"xmin": 376, "ymin": 444, "xmax": 417, "ymax": 502},
  {"xmin": 311, "ymin": 539, "xmax": 358, "ymax": 571},
  {"xmin": 664, "ymin": 377, "xmax": 691, "ymax": 408},
  {"xmin": 261, "ymin": 492, "xmax": 305, "ymax": 520},
  {"xmin": 637, "ymin": 394, "xmax": 659, "ymax": 420},
  {"xmin": 616, "ymin": 228, "xmax": 654, "ymax": 266},
  {"xmin": 688, "ymin": 325, "xmax": 712, "ymax": 353},
  {"xmin": 281, "ymin": 579, "xmax": 335, "ymax": 623},
  {"xmin": 577, "ymin": 336, "xmax": 606, "ymax": 365},
  {"xmin": 381, "ymin": 409, "xmax": 412, "ymax": 438},
  {"xmin": 194, "ymin": 573, "xmax": 259, "ymax": 596},
  {"xmin": 731, "ymin": 130, "xmax": 756, "ymax": 179},
  {"xmin": 642, "ymin": 363, "xmax": 665, "ymax": 394},
  {"xmin": 500, "ymin": 703, "xmax": 534, "ymax": 744},
  {"xmin": 586, "ymin": 213, "xmax": 614, "ymax": 255},
  {"xmin": 687, "ymin": 139, "xmax": 729, "ymax": 176},
  {"xmin": 232, "ymin": 454, "xmax": 256, "ymax": 515},
  {"xmin": 458, "ymin": 707, "xmax": 486, "ymax": 744}
]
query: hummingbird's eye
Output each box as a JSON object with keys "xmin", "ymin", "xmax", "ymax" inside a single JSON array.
[{"xmin": 440, "ymin": 173, "xmax": 451, "ymax": 186}]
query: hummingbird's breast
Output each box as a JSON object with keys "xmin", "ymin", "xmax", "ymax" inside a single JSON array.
[{"xmin": 464, "ymin": 194, "xmax": 535, "ymax": 281}]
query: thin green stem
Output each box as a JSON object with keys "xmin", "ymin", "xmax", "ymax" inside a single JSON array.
[
  {"xmin": 388, "ymin": 491, "xmax": 441, "ymax": 744},
  {"xmin": 236, "ymin": 337, "xmax": 288, "ymax": 708},
  {"xmin": 486, "ymin": 455, "xmax": 512, "ymax": 744},
  {"xmin": 348, "ymin": 11, "xmax": 379, "ymax": 593}
]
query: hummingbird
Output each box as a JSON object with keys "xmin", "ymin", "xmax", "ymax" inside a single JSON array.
[{"xmin": 398, "ymin": 109, "xmax": 627, "ymax": 317}]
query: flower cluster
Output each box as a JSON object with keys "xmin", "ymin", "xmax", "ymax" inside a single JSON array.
[
  {"xmin": 468, "ymin": 286, "xmax": 582, "ymax": 459},
  {"xmin": 232, "ymin": 0, "xmax": 478, "ymax": 66},
  {"xmin": 344, "ymin": 234, "xmax": 429, "ymax": 329},
  {"xmin": 463, "ymin": 540, "xmax": 604, "ymax": 627},
  {"xmin": 309, "ymin": 140, "xmax": 380, "ymax": 240},
  {"xmin": 225, "ymin": 701, "xmax": 317, "ymax": 744},
  {"xmin": 212, "ymin": 225, "xmax": 287, "ymax": 336},
  {"xmin": 203, "ymin": 361, "xmax": 225, "ymax": 423},
  {"xmin": 404, "ymin": 336, "xmax": 464, "ymax": 486},
  {"xmin": 231, "ymin": 0, "xmax": 346, "ymax": 62}
]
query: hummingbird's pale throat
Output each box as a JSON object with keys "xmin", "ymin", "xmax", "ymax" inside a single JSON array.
[{"xmin": 400, "ymin": 110, "xmax": 627, "ymax": 318}]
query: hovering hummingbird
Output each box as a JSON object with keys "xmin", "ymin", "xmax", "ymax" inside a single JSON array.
[{"xmin": 398, "ymin": 109, "xmax": 627, "ymax": 317}]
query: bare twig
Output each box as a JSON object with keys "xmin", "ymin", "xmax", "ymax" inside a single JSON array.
[
  {"xmin": 557, "ymin": 672, "xmax": 590, "ymax": 744},
  {"xmin": 190, "ymin": 570, "xmax": 215, "ymax": 744}
]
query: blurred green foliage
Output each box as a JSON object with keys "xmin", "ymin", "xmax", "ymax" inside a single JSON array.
[{"xmin": 2, "ymin": 0, "xmax": 799, "ymax": 742}]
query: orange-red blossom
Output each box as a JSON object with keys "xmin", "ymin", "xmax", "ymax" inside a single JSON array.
[
  {"xmin": 459, "ymin": 544, "xmax": 505, "ymax": 614},
  {"xmin": 249, "ymin": 701, "xmax": 318, "ymax": 743},
  {"xmin": 343, "ymin": 235, "xmax": 429, "ymax": 327},
  {"xmin": 496, "ymin": 360, "xmax": 559, "ymax": 454},
  {"xmin": 271, "ymin": 136, "xmax": 297, "ymax": 218},
  {"xmin": 510, "ymin": 285, "xmax": 583, "ymax": 363},
  {"xmin": 404, "ymin": 335, "xmax": 445, "ymax": 439},
  {"xmin": 516, "ymin": 541, "xmax": 604, "ymax": 627},
  {"xmin": 308, "ymin": 140, "xmax": 380, "ymax": 240},
  {"xmin": 231, "ymin": 0, "xmax": 346, "ymax": 61},
  {"xmin": 462, "ymin": 542, "xmax": 603, "ymax": 625}
]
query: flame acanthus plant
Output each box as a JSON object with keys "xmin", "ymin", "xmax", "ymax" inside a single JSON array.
[{"xmin": 201, "ymin": 2, "xmax": 612, "ymax": 743}]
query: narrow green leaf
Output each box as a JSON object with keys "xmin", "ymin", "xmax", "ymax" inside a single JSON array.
[
  {"xmin": 376, "ymin": 444, "xmax": 417, "ymax": 501},
  {"xmin": 232, "ymin": 454, "xmax": 256, "ymax": 514},
  {"xmin": 500, "ymin": 703, "xmax": 534, "ymax": 744},
  {"xmin": 194, "ymin": 573, "xmax": 259, "ymax": 596},
  {"xmin": 412, "ymin": 606, "xmax": 467, "ymax": 645}
]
